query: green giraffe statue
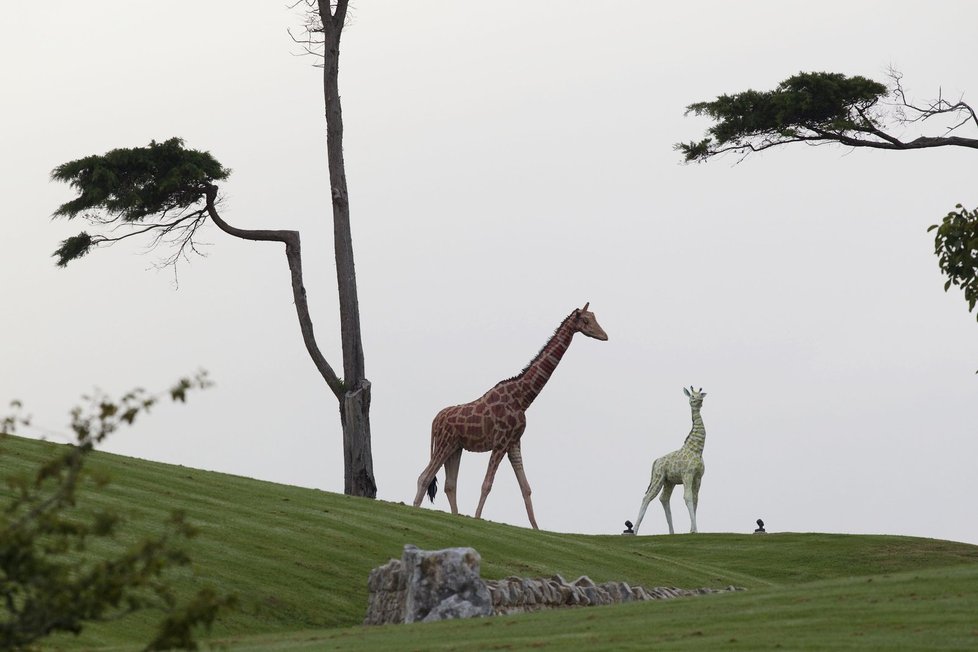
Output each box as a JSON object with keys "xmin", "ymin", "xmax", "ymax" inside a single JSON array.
[{"xmin": 634, "ymin": 387, "xmax": 707, "ymax": 534}]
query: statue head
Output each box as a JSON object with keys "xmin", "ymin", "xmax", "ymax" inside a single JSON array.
[{"xmin": 683, "ymin": 386, "xmax": 706, "ymax": 407}]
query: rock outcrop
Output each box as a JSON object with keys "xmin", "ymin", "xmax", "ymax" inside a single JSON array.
[
  {"xmin": 365, "ymin": 545, "xmax": 492, "ymax": 625},
  {"xmin": 364, "ymin": 544, "xmax": 743, "ymax": 625}
]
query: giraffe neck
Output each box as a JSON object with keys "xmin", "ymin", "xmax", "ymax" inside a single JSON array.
[
  {"xmin": 682, "ymin": 405, "xmax": 706, "ymax": 456},
  {"xmin": 498, "ymin": 312, "xmax": 577, "ymax": 411}
]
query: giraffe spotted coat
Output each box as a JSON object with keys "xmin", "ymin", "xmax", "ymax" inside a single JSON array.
[{"xmin": 412, "ymin": 304, "xmax": 608, "ymax": 529}]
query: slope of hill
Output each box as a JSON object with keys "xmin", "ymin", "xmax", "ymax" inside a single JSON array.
[{"xmin": 3, "ymin": 435, "xmax": 977, "ymax": 650}]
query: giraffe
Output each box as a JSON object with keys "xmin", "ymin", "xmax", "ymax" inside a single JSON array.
[
  {"xmin": 412, "ymin": 303, "xmax": 608, "ymax": 529},
  {"xmin": 633, "ymin": 387, "xmax": 707, "ymax": 534}
]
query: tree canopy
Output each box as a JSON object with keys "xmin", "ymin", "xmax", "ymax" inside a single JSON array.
[
  {"xmin": 50, "ymin": 138, "xmax": 229, "ymax": 267},
  {"xmin": 677, "ymin": 71, "xmax": 978, "ymax": 162}
]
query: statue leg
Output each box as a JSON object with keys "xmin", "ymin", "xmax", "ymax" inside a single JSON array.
[
  {"xmin": 474, "ymin": 449, "xmax": 507, "ymax": 520},
  {"xmin": 508, "ymin": 443, "xmax": 538, "ymax": 530},
  {"xmin": 659, "ymin": 482, "xmax": 676, "ymax": 535},
  {"xmin": 689, "ymin": 474, "xmax": 703, "ymax": 533},
  {"xmin": 634, "ymin": 469, "xmax": 664, "ymax": 534},
  {"xmin": 683, "ymin": 480, "xmax": 697, "ymax": 533},
  {"xmin": 443, "ymin": 448, "xmax": 463, "ymax": 515}
]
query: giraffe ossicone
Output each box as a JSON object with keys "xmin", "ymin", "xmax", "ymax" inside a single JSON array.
[
  {"xmin": 633, "ymin": 386, "xmax": 707, "ymax": 535},
  {"xmin": 412, "ymin": 303, "xmax": 608, "ymax": 530}
]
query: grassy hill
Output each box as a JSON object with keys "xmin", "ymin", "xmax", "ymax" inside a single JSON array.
[{"xmin": 3, "ymin": 435, "xmax": 977, "ymax": 650}]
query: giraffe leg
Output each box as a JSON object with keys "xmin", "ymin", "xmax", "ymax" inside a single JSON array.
[
  {"xmin": 634, "ymin": 467, "xmax": 664, "ymax": 534},
  {"xmin": 660, "ymin": 482, "xmax": 676, "ymax": 535},
  {"xmin": 443, "ymin": 448, "xmax": 463, "ymax": 515},
  {"xmin": 413, "ymin": 446, "xmax": 455, "ymax": 507},
  {"xmin": 507, "ymin": 443, "xmax": 538, "ymax": 530},
  {"xmin": 474, "ymin": 449, "xmax": 507, "ymax": 521},
  {"xmin": 413, "ymin": 459, "xmax": 440, "ymax": 507}
]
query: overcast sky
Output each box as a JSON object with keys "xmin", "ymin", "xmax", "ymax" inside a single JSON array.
[{"xmin": 2, "ymin": 1, "xmax": 976, "ymax": 545}]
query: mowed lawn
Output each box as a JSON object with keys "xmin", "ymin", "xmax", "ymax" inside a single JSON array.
[{"xmin": 2, "ymin": 435, "xmax": 977, "ymax": 650}]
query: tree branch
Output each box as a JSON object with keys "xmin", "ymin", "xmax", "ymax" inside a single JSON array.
[
  {"xmin": 82, "ymin": 211, "xmax": 204, "ymax": 248},
  {"xmin": 202, "ymin": 186, "xmax": 345, "ymax": 399},
  {"xmin": 680, "ymin": 71, "xmax": 978, "ymax": 162},
  {"xmin": 887, "ymin": 66, "xmax": 978, "ymax": 133},
  {"xmin": 317, "ymin": 0, "xmax": 347, "ymax": 27},
  {"xmin": 850, "ymin": 105, "xmax": 904, "ymax": 146}
]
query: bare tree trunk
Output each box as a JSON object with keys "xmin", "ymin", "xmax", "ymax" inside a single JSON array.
[
  {"xmin": 319, "ymin": 0, "xmax": 377, "ymax": 498},
  {"xmin": 342, "ymin": 380, "xmax": 375, "ymax": 496}
]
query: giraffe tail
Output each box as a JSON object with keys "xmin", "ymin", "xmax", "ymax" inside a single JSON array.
[{"xmin": 426, "ymin": 477, "xmax": 438, "ymax": 503}]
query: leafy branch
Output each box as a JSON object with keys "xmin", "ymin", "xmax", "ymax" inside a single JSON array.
[
  {"xmin": 929, "ymin": 205, "xmax": 978, "ymax": 321},
  {"xmin": 0, "ymin": 372, "xmax": 235, "ymax": 651},
  {"xmin": 677, "ymin": 71, "xmax": 978, "ymax": 163}
]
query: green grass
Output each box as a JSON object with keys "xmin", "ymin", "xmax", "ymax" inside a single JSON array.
[
  {"xmin": 3, "ymin": 435, "xmax": 978, "ymax": 650},
  {"xmin": 217, "ymin": 564, "xmax": 978, "ymax": 651}
]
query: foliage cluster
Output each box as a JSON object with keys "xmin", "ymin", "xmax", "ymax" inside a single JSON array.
[
  {"xmin": 930, "ymin": 204, "xmax": 978, "ymax": 319},
  {"xmin": 677, "ymin": 72, "xmax": 888, "ymax": 161},
  {"xmin": 49, "ymin": 138, "xmax": 229, "ymax": 267},
  {"xmin": 0, "ymin": 373, "xmax": 234, "ymax": 651}
]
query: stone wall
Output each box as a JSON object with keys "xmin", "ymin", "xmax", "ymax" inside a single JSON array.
[
  {"xmin": 485, "ymin": 573, "xmax": 739, "ymax": 615},
  {"xmin": 364, "ymin": 544, "xmax": 743, "ymax": 625}
]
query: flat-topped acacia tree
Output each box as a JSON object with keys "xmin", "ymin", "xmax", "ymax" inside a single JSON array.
[
  {"xmin": 50, "ymin": 0, "xmax": 377, "ymax": 496},
  {"xmin": 677, "ymin": 70, "xmax": 978, "ymax": 325}
]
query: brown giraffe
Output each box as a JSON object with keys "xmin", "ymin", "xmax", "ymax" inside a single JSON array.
[{"xmin": 412, "ymin": 303, "xmax": 608, "ymax": 529}]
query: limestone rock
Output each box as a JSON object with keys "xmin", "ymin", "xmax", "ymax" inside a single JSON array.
[
  {"xmin": 403, "ymin": 544, "xmax": 492, "ymax": 623},
  {"xmin": 364, "ymin": 557, "xmax": 406, "ymax": 626}
]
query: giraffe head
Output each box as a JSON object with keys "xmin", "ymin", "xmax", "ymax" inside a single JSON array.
[
  {"xmin": 572, "ymin": 302, "xmax": 609, "ymax": 341},
  {"xmin": 683, "ymin": 386, "xmax": 706, "ymax": 407}
]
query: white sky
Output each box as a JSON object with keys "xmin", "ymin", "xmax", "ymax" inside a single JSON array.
[{"xmin": 2, "ymin": 1, "xmax": 976, "ymax": 544}]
